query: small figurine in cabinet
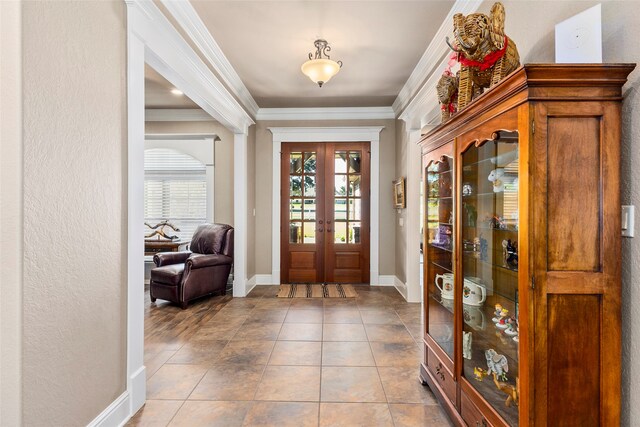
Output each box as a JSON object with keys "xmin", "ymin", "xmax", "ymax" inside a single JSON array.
[
  {"xmin": 479, "ymin": 234, "xmax": 488, "ymax": 261},
  {"xmin": 488, "ymin": 168, "xmax": 506, "ymax": 192},
  {"xmin": 505, "ymin": 316, "xmax": 519, "ymax": 336},
  {"xmin": 491, "ymin": 373, "xmax": 519, "ymax": 408},
  {"xmin": 496, "ymin": 309, "xmax": 510, "ymax": 329},
  {"xmin": 506, "ymin": 239, "xmax": 518, "ymax": 268},
  {"xmin": 474, "ymin": 367, "xmax": 489, "ymax": 381},
  {"xmin": 463, "ymin": 331, "xmax": 473, "ymax": 360},
  {"xmin": 485, "ymin": 349, "xmax": 509, "ymax": 381},
  {"xmin": 464, "ymin": 203, "xmax": 477, "ymax": 227},
  {"xmin": 492, "ymin": 304, "xmax": 504, "ymax": 323}
]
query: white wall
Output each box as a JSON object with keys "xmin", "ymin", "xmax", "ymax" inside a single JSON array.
[{"xmin": 21, "ymin": 1, "xmax": 128, "ymax": 425}]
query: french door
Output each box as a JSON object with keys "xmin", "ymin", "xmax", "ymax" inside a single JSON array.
[{"xmin": 281, "ymin": 142, "xmax": 370, "ymax": 284}]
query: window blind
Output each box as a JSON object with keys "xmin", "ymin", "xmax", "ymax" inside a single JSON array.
[{"xmin": 144, "ymin": 148, "xmax": 207, "ymax": 241}]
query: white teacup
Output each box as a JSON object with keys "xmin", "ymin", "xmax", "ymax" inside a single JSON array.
[
  {"xmin": 462, "ymin": 278, "xmax": 487, "ymax": 306},
  {"xmin": 435, "ymin": 273, "xmax": 454, "ymax": 300}
]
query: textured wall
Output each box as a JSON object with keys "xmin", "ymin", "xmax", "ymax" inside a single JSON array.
[
  {"xmin": 21, "ymin": 1, "xmax": 127, "ymax": 425},
  {"xmin": 0, "ymin": 1, "xmax": 23, "ymax": 425},
  {"xmin": 254, "ymin": 119, "xmax": 397, "ymax": 277},
  {"xmin": 145, "ymin": 121, "xmax": 235, "ymax": 225}
]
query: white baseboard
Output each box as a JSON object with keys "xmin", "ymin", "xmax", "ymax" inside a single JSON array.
[
  {"xmin": 375, "ymin": 275, "xmax": 396, "ymax": 286},
  {"xmin": 129, "ymin": 366, "xmax": 146, "ymax": 420},
  {"xmin": 245, "ymin": 275, "xmax": 257, "ymax": 295},
  {"xmin": 87, "ymin": 391, "xmax": 130, "ymax": 427},
  {"xmin": 255, "ymin": 274, "xmax": 274, "ymax": 285},
  {"xmin": 394, "ymin": 276, "xmax": 409, "ymax": 300}
]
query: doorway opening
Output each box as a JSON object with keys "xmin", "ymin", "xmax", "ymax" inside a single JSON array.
[{"xmin": 281, "ymin": 142, "xmax": 370, "ymax": 284}]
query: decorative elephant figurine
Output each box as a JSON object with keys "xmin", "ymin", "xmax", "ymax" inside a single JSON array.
[
  {"xmin": 446, "ymin": 2, "xmax": 521, "ymax": 110},
  {"xmin": 436, "ymin": 72, "xmax": 459, "ymax": 123},
  {"xmin": 485, "ymin": 348, "xmax": 509, "ymax": 381}
]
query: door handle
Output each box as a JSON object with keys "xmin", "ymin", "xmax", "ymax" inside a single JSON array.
[
  {"xmin": 318, "ymin": 227, "xmax": 324, "ymax": 232},
  {"xmin": 326, "ymin": 220, "xmax": 332, "ymax": 224},
  {"xmin": 318, "ymin": 220, "xmax": 324, "ymax": 225},
  {"xmin": 327, "ymin": 228, "xmax": 332, "ymax": 232}
]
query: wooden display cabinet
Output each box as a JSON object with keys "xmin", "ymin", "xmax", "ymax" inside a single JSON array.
[{"xmin": 419, "ymin": 64, "xmax": 635, "ymax": 426}]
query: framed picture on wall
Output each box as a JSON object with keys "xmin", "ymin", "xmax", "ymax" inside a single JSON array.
[{"xmin": 393, "ymin": 178, "xmax": 406, "ymax": 209}]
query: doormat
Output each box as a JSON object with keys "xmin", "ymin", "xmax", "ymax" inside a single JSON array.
[{"xmin": 277, "ymin": 284, "xmax": 358, "ymax": 298}]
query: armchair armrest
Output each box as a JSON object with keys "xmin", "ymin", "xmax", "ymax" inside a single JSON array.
[
  {"xmin": 153, "ymin": 251, "xmax": 192, "ymax": 267},
  {"xmin": 186, "ymin": 253, "xmax": 233, "ymax": 270}
]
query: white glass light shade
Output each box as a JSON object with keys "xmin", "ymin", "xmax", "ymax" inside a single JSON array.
[{"xmin": 301, "ymin": 58, "xmax": 341, "ymax": 87}]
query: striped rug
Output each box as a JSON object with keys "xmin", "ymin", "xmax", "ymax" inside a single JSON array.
[{"xmin": 277, "ymin": 284, "xmax": 358, "ymax": 298}]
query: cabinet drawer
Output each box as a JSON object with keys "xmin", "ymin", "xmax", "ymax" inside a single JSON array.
[
  {"xmin": 426, "ymin": 347, "xmax": 456, "ymax": 406},
  {"xmin": 461, "ymin": 392, "xmax": 493, "ymax": 427}
]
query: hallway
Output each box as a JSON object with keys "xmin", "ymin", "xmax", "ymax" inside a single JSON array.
[{"xmin": 129, "ymin": 285, "xmax": 451, "ymax": 426}]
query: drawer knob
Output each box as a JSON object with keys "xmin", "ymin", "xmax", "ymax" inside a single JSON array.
[{"xmin": 435, "ymin": 363, "xmax": 445, "ymax": 381}]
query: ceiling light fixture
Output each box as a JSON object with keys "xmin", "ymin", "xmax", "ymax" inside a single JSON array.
[
  {"xmin": 170, "ymin": 88, "xmax": 183, "ymax": 95},
  {"xmin": 301, "ymin": 39, "xmax": 343, "ymax": 88}
]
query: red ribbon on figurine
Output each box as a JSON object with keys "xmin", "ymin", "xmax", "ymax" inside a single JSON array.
[{"xmin": 457, "ymin": 37, "xmax": 509, "ymax": 71}]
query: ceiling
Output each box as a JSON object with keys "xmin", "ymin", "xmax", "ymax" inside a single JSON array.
[
  {"xmin": 145, "ymin": 64, "xmax": 200, "ymax": 109},
  {"xmin": 189, "ymin": 1, "xmax": 453, "ymax": 108}
]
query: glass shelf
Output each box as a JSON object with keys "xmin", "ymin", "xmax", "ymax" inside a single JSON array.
[
  {"xmin": 428, "ymin": 243, "xmax": 453, "ymax": 253},
  {"xmin": 430, "ymin": 260, "xmax": 453, "ymax": 273},
  {"xmin": 463, "ymin": 252, "xmax": 518, "ymax": 274}
]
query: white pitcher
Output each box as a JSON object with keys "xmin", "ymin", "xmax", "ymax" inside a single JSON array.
[
  {"xmin": 462, "ymin": 278, "xmax": 487, "ymax": 306},
  {"xmin": 435, "ymin": 273, "xmax": 454, "ymax": 300}
]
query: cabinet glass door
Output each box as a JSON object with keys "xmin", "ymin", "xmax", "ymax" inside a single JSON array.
[
  {"xmin": 425, "ymin": 153, "xmax": 454, "ymax": 358},
  {"xmin": 460, "ymin": 131, "xmax": 519, "ymax": 426}
]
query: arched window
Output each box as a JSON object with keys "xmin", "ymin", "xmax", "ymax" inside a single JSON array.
[{"xmin": 144, "ymin": 148, "xmax": 207, "ymax": 241}]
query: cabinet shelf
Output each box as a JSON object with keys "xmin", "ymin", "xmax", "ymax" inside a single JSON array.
[
  {"xmin": 427, "ymin": 196, "xmax": 452, "ymax": 201},
  {"xmin": 463, "ymin": 191, "xmax": 514, "ymax": 198},
  {"xmin": 430, "ymin": 260, "xmax": 453, "ymax": 273},
  {"xmin": 463, "ymin": 252, "xmax": 518, "ymax": 274},
  {"xmin": 427, "ymin": 243, "xmax": 453, "ymax": 253},
  {"xmin": 463, "ymin": 225, "xmax": 518, "ymax": 233},
  {"xmin": 427, "ymin": 169, "xmax": 452, "ymax": 176}
]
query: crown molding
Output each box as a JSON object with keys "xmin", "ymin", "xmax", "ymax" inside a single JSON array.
[
  {"xmin": 268, "ymin": 126, "xmax": 385, "ymax": 141},
  {"xmin": 127, "ymin": 0, "xmax": 253, "ymax": 134},
  {"xmin": 160, "ymin": 0, "xmax": 260, "ymax": 118},
  {"xmin": 145, "ymin": 108, "xmax": 215, "ymax": 122},
  {"xmin": 393, "ymin": 0, "xmax": 483, "ymax": 123},
  {"xmin": 257, "ymin": 107, "xmax": 395, "ymax": 122}
]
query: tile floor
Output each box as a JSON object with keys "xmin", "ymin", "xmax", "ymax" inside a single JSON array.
[{"xmin": 128, "ymin": 285, "xmax": 452, "ymax": 427}]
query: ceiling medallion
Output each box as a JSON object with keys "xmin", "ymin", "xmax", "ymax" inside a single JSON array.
[{"xmin": 301, "ymin": 39, "xmax": 343, "ymax": 88}]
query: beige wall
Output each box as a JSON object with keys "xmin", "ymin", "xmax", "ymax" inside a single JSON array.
[
  {"xmin": 145, "ymin": 121, "xmax": 235, "ymax": 225},
  {"xmin": 0, "ymin": 1, "xmax": 23, "ymax": 425},
  {"xmin": 21, "ymin": 1, "xmax": 127, "ymax": 425},
  {"xmin": 254, "ymin": 119, "xmax": 397, "ymax": 277}
]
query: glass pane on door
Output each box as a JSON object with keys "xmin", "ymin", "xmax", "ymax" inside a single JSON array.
[
  {"xmin": 333, "ymin": 149, "xmax": 363, "ymax": 245},
  {"xmin": 425, "ymin": 154, "xmax": 455, "ymax": 358},
  {"xmin": 289, "ymin": 151, "xmax": 317, "ymax": 245},
  {"xmin": 461, "ymin": 131, "xmax": 519, "ymax": 426}
]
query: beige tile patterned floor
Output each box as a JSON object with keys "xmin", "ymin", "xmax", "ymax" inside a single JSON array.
[{"xmin": 127, "ymin": 285, "xmax": 452, "ymax": 427}]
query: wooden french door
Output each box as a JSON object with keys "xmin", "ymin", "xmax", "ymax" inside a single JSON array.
[{"xmin": 281, "ymin": 142, "xmax": 370, "ymax": 284}]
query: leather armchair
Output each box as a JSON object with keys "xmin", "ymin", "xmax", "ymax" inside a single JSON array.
[{"xmin": 150, "ymin": 223, "xmax": 234, "ymax": 309}]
